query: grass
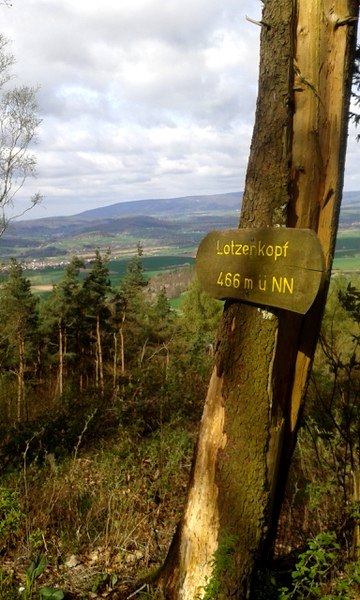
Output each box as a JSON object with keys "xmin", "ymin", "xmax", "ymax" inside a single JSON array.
[
  {"xmin": 169, "ymin": 295, "xmax": 186, "ymax": 310},
  {"xmin": 0, "ymin": 420, "xmax": 196, "ymax": 598}
]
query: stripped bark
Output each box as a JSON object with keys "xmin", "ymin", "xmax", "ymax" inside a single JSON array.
[{"xmin": 159, "ymin": 0, "xmax": 359, "ymax": 598}]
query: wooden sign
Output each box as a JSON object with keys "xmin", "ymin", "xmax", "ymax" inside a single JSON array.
[{"xmin": 196, "ymin": 228, "xmax": 325, "ymax": 314}]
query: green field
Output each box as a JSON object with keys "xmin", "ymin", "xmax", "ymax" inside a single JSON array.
[
  {"xmin": 332, "ymin": 256, "xmax": 360, "ymax": 271},
  {"xmin": 26, "ymin": 255, "xmax": 196, "ymax": 292},
  {"xmin": 169, "ymin": 295, "xmax": 186, "ymax": 310},
  {"xmin": 334, "ymin": 230, "xmax": 360, "ymax": 272}
]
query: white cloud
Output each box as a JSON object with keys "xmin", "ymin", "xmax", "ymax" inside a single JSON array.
[{"xmin": 1, "ymin": 0, "xmax": 358, "ymax": 222}]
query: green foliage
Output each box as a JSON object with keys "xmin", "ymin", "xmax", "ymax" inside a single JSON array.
[
  {"xmin": 27, "ymin": 553, "xmax": 47, "ymax": 583},
  {"xmin": 21, "ymin": 554, "xmax": 47, "ymax": 600},
  {"xmin": 350, "ymin": 45, "xmax": 360, "ymax": 139},
  {"xmin": 289, "ymin": 277, "xmax": 360, "ymax": 541},
  {"xmin": 121, "ymin": 242, "xmax": 148, "ymax": 291},
  {"xmin": 83, "ymin": 249, "xmax": 112, "ymax": 307},
  {"xmin": 28, "ymin": 528, "xmax": 45, "ymax": 552},
  {"xmin": 338, "ymin": 281, "xmax": 360, "ymax": 324},
  {"xmin": 0, "ymin": 248, "xmax": 214, "ymax": 428},
  {"xmin": 0, "ymin": 571, "xmax": 18, "ymax": 600},
  {"xmin": 0, "ymin": 487, "xmax": 24, "ymax": 543},
  {"xmin": 0, "ymin": 259, "xmax": 39, "ymax": 345},
  {"xmin": 39, "ymin": 588, "xmax": 64, "ymax": 600},
  {"xmin": 180, "ymin": 276, "xmax": 222, "ymax": 342},
  {"xmin": 279, "ymin": 532, "xmax": 360, "ymax": 599},
  {"xmin": 279, "ymin": 532, "xmax": 339, "ymax": 598},
  {"xmin": 201, "ymin": 534, "xmax": 238, "ymax": 600}
]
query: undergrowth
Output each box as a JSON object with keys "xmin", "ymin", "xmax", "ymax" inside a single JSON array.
[{"xmin": 0, "ymin": 419, "xmax": 196, "ymax": 599}]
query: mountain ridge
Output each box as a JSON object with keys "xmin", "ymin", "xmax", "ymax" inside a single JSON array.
[{"xmin": 0, "ymin": 191, "xmax": 359, "ymax": 262}]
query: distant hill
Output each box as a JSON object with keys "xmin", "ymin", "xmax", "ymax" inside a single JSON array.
[
  {"xmin": 0, "ymin": 190, "xmax": 359, "ymax": 263},
  {"xmin": 0, "ymin": 192, "xmax": 242, "ymax": 261},
  {"xmin": 73, "ymin": 192, "xmax": 243, "ymax": 220}
]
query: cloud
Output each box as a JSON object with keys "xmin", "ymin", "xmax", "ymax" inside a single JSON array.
[{"xmin": 1, "ymin": 0, "xmax": 358, "ymax": 221}]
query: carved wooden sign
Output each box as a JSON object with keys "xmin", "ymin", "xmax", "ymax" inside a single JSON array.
[{"xmin": 196, "ymin": 228, "xmax": 325, "ymax": 314}]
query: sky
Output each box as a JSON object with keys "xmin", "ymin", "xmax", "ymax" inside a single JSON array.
[{"xmin": 1, "ymin": 0, "xmax": 359, "ymax": 220}]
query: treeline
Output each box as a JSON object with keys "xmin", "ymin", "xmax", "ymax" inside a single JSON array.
[{"xmin": 0, "ymin": 246, "xmax": 222, "ymax": 462}]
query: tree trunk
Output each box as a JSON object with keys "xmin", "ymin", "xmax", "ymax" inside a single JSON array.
[
  {"xmin": 17, "ymin": 337, "xmax": 25, "ymax": 422},
  {"xmin": 159, "ymin": 1, "xmax": 359, "ymax": 598},
  {"xmin": 96, "ymin": 314, "xmax": 104, "ymax": 394},
  {"xmin": 113, "ymin": 332, "xmax": 118, "ymax": 391},
  {"xmin": 120, "ymin": 313, "xmax": 125, "ymax": 377},
  {"xmin": 58, "ymin": 319, "xmax": 63, "ymax": 397},
  {"xmin": 352, "ymin": 468, "xmax": 360, "ymax": 559}
]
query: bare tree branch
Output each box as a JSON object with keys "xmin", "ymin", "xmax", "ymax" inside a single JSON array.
[{"xmin": 0, "ymin": 35, "xmax": 42, "ymax": 234}]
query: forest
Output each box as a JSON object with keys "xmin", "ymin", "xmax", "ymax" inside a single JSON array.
[{"xmin": 0, "ymin": 244, "xmax": 359, "ymax": 599}]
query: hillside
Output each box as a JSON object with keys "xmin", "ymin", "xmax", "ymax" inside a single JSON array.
[
  {"xmin": 0, "ymin": 190, "xmax": 359, "ymax": 262},
  {"xmin": 0, "ymin": 192, "xmax": 242, "ymax": 261}
]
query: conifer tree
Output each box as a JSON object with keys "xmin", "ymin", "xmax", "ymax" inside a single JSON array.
[
  {"xmin": 44, "ymin": 256, "xmax": 85, "ymax": 395},
  {"xmin": 82, "ymin": 250, "xmax": 112, "ymax": 393},
  {"xmin": 112, "ymin": 243, "xmax": 148, "ymax": 378},
  {"xmin": 180, "ymin": 276, "xmax": 223, "ymax": 350},
  {"xmin": 0, "ymin": 259, "xmax": 38, "ymax": 420}
]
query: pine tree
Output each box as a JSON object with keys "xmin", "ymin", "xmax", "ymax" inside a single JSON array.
[
  {"xmin": 0, "ymin": 259, "xmax": 39, "ymax": 421},
  {"xmin": 180, "ymin": 276, "xmax": 223, "ymax": 352},
  {"xmin": 112, "ymin": 243, "xmax": 149, "ymax": 378},
  {"xmin": 43, "ymin": 256, "xmax": 85, "ymax": 395},
  {"xmin": 82, "ymin": 250, "xmax": 112, "ymax": 393}
]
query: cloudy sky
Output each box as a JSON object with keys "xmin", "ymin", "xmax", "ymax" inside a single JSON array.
[{"xmin": 1, "ymin": 0, "xmax": 359, "ymax": 220}]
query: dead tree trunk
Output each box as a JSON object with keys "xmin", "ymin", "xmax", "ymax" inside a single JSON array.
[{"xmin": 159, "ymin": 0, "xmax": 359, "ymax": 598}]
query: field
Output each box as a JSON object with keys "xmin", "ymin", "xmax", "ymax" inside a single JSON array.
[
  {"xmin": 1, "ymin": 226, "xmax": 358, "ymax": 301},
  {"xmin": 23, "ymin": 255, "xmax": 196, "ymax": 294},
  {"xmin": 13, "ymin": 241, "xmax": 360, "ymax": 302},
  {"xmin": 332, "ymin": 256, "xmax": 360, "ymax": 271},
  {"xmin": 333, "ymin": 229, "xmax": 360, "ymax": 272}
]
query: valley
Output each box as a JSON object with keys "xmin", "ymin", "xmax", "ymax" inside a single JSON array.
[{"xmin": 0, "ymin": 192, "xmax": 359, "ymax": 284}]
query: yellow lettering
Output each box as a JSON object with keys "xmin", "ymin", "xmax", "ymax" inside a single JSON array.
[
  {"xmin": 274, "ymin": 245, "xmax": 282, "ymax": 260},
  {"xmin": 272, "ymin": 276, "xmax": 282, "ymax": 293},
  {"xmin": 283, "ymin": 277, "xmax": 294, "ymax": 294},
  {"xmin": 272, "ymin": 276, "xmax": 294, "ymax": 294},
  {"xmin": 258, "ymin": 275, "xmax": 267, "ymax": 291}
]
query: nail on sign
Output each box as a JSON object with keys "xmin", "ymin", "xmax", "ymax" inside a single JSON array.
[{"xmin": 196, "ymin": 228, "xmax": 325, "ymax": 314}]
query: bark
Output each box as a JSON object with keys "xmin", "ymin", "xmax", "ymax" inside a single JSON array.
[
  {"xmin": 96, "ymin": 314, "xmax": 104, "ymax": 394},
  {"xmin": 58, "ymin": 320, "xmax": 63, "ymax": 397},
  {"xmin": 113, "ymin": 332, "xmax": 118, "ymax": 390},
  {"xmin": 17, "ymin": 336, "xmax": 25, "ymax": 422},
  {"xmin": 159, "ymin": 1, "xmax": 359, "ymax": 598},
  {"xmin": 352, "ymin": 468, "xmax": 360, "ymax": 558},
  {"xmin": 120, "ymin": 313, "xmax": 126, "ymax": 377}
]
